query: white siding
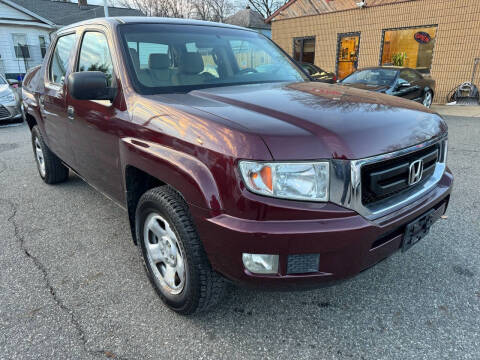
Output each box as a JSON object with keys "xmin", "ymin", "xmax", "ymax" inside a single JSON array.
[
  {"xmin": 0, "ymin": 24, "xmax": 51, "ymax": 76},
  {"xmin": 0, "ymin": 2, "xmax": 35, "ymax": 21}
]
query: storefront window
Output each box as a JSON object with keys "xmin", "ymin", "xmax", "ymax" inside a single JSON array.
[
  {"xmin": 381, "ymin": 26, "xmax": 437, "ymax": 73},
  {"xmin": 337, "ymin": 33, "xmax": 360, "ymax": 80},
  {"xmin": 293, "ymin": 37, "xmax": 315, "ymax": 64}
]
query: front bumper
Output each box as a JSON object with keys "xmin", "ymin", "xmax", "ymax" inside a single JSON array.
[
  {"xmin": 192, "ymin": 168, "xmax": 453, "ymax": 289},
  {"xmin": 0, "ymin": 102, "xmax": 22, "ymax": 122}
]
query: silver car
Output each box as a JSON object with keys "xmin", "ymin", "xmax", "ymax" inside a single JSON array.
[{"xmin": 0, "ymin": 74, "xmax": 22, "ymax": 123}]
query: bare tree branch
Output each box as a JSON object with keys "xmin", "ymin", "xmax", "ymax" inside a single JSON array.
[
  {"xmin": 118, "ymin": 0, "xmax": 235, "ymax": 20},
  {"xmin": 246, "ymin": 0, "xmax": 287, "ymax": 18}
]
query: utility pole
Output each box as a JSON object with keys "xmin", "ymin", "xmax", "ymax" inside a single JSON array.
[{"xmin": 103, "ymin": 0, "xmax": 109, "ymax": 17}]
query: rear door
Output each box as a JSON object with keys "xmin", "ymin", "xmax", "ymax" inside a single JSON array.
[
  {"xmin": 41, "ymin": 32, "xmax": 77, "ymax": 165},
  {"xmin": 66, "ymin": 28, "xmax": 125, "ymax": 202}
]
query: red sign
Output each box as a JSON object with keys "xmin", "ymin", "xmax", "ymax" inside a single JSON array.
[{"xmin": 414, "ymin": 31, "xmax": 431, "ymax": 44}]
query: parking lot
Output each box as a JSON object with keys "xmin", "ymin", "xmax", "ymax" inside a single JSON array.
[{"xmin": 0, "ymin": 116, "xmax": 479, "ymax": 360}]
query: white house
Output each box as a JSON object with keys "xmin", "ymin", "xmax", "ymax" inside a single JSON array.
[
  {"xmin": 0, "ymin": 0, "xmax": 54, "ymax": 80},
  {"xmin": 0, "ymin": 0, "xmax": 142, "ymax": 81}
]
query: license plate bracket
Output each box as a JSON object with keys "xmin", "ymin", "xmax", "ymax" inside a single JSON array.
[{"xmin": 402, "ymin": 209, "xmax": 436, "ymax": 252}]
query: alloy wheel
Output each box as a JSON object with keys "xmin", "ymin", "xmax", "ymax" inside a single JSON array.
[
  {"xmin": 423, "ymin": 91, "xmax": 432, "ymax": 108},
  {"xmin": 34, "ymin": 137, "xmax": 46, "ymax": 177},
  {"xmin": 143, "ymin": 213, "xmax": 186, "ymax": 295}
]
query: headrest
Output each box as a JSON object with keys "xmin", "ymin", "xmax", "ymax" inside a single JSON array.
[
  {"xmin": 149, "ymin": 54, "xmax": 170, "ymax": 70},
  {"xmin": 179, "ymin": 53, "xmax": 204, "ymax": 75},
  {"xmin": 129, "ymin": 48, "xmax": 140, "ymax": 69}
]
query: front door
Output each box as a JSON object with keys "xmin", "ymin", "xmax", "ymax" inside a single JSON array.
[
  {"xmin": 393, "ymin": 69, "xmax": 423, "ymax": 101},
  {"xmin": 336, "ymin": 33, "xmax": 360, "ymax": 80},
  {"xmin": 41, "ymin": 33, "xmax": 77, "ymax": 165},
  {"xmin": 67, "ymin": 30, "xmax": 125, "ymax": 202}
]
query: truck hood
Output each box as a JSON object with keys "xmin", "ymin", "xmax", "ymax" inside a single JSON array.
[{"xmin": 155, "ymin": 82, "xmax": 447, "ymax": 160}]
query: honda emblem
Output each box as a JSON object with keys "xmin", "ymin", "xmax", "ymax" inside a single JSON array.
[{"xmin": 408, "ymin": 159, "xmax": 424, "ymax": 185}]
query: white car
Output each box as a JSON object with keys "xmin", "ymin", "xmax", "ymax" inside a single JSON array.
[{"xmin": 0, "ymin": 74, "xmax": 22, "ymax": 123}]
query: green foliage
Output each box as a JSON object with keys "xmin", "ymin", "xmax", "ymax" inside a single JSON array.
[{"xmin": 392, "ymin": 52, "xmax": 407, "ymax": 67}]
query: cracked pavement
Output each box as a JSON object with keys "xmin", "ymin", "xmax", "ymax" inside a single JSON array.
[{"xmin": 0, "ymin": 117, "xmax": 479, "ymax": 359}]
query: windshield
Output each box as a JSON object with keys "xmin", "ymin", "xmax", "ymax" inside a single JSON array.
[
  {"xmin": 119, "ymin": 24, "xmax": 307, "ymax": 94},
  {"xmin": 0, "ymin": 76, "xmax": 6, "ymax": 85},
  {"xmin": 342, "ymin": 69, "xmax": 398, "ymax": 86}
]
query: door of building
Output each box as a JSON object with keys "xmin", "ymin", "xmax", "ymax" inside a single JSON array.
[{"xmin": 336, "ymin": 33, "xmax": 360, "ymax": 80}]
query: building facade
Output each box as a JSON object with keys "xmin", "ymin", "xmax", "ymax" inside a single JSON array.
[
  {"xmin": 267, "ymin": 0, "xmax": 480, "ymax": 103},
  {"xmin": 0, "ymin": 0, "xmax": 54, "ymax": 80}
]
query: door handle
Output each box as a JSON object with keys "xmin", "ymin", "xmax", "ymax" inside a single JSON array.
[{"xmin": 67, "ymin": 105, "xmax": 74, "ymax": 120}]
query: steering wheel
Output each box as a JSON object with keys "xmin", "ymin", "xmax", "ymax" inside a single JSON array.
[{"xmin": 238, "ymin": 67, "xmax": 258, "ymax": 75}]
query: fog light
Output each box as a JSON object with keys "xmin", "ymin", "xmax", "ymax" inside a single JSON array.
[{"xmin": 242, "ymin": 253, "xmax": 279, "ymax": 274}]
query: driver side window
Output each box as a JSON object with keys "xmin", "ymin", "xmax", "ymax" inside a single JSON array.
[
  {"xmin": 77, "ymin": 32, "xmax": 114, "ymax": 86},
  {"xmin": 399, "ymin": 70, "xmax": 420, "ymax": 84}
]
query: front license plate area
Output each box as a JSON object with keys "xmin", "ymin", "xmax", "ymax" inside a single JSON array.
[{"xmin": 402, "ymin": 209, "xmax": 436, "ymax": 252}]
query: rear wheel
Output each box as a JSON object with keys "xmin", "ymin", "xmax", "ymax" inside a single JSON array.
[
  {"xmin": 136, "ymin": 186, "xmax": 227, "ymax": 314},
  {"xmin": 423, "ymin": 90, "xmax": 433, "ymax": 108},
  {"xmin": 31, "ymin": 126, "xmax": 69, "ymax": 184}
]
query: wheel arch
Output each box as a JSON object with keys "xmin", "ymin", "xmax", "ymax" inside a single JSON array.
[
  {"xmin": 120, "ymin": 138, "xmax": 223, "ymax": 244},
  {"xmin": 24, "ymin": 112, "xmax": 38, "ymax": 130}
]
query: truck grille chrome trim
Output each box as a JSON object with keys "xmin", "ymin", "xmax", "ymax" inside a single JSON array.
[{"xmin": 330, "ymin": 135, "xmax": 448, "ymax": 220}]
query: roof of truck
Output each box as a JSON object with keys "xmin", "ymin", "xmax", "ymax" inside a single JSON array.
[{"xmin": 60, "ymin": 16, "xmax": 252, "ymax": 32}]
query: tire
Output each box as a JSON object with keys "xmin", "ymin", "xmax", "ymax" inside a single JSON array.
[
  {"xmin": 422, "ymin": 90, "xmax": 433, "ymax": 108},
  {"xmin": 31, "ymin": 126, "xmax": 69, "ymax": 184},
  {"xmin": 136, "ymin": 186, "xmax": 227, "ymax": 315}
]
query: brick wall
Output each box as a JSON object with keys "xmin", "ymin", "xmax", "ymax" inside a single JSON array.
[{"xmin": 271, "ymin": 0, "xmax": 480, "ymax": 103}]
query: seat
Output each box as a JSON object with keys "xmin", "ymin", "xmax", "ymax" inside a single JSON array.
[
  {"xmin": 175, "ymin": 53, "xmax": 205, "ymax": 85},
  {"xmin": 148, "ymin": 53, "xmax": 172, "ymax": 86}
]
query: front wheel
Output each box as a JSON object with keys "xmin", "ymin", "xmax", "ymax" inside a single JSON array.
[
  {"xmin": 136, "ymin": 186, "xmax": 227, "ymax": 314},
  {"xmin": 422, "ymin": 90, "xmax": 433, "ymax": 108}
]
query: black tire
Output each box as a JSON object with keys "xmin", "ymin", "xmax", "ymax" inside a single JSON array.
[
  {"xmin": 31, "ymin": 126, "xmax": 69, "ymax": 184},
  {"xmin": 136, "ymin": 186, "xmax": 227, "ymax": 315}
]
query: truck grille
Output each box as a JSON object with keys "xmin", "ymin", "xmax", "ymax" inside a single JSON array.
[
  {"xmin": 361, "ymin": 144, "xmax": 439, "ymax": 205},
  {"xmin": 0, "ymin": 105, "xmax": 11, "ymax": 119}
]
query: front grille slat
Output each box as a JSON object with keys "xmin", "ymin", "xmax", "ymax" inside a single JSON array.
[
  {"xmin": 362, "ymin": 144, "xmax": 439, "ymax": 205},
  {"xmin": 0, "ymin": 105, "xmax": 11, "ymax": 119}
]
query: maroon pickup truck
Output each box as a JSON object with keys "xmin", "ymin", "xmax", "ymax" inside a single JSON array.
[{"xmin": 22, "ymin": 17, "xmax": 452, "ymax": 314}]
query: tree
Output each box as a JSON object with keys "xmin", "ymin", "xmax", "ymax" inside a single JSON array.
[
  {"xmin": 117, "ymin": 0, "xmax": 192, "ymax": 17},
  {"xmin": 246, "ymin": 0, "xmax": 288, "ymax": 18},
  {"xmin": 118, "ymin": 0, "xmax": 235, "ymax": 20},
  {"xmin": 192, "ymin": 0, "xmax": 235, "ymax": 22}
]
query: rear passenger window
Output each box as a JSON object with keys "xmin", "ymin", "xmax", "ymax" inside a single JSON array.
[
  {"xmin": 78, "ymin": 32, "xmax": 114, "ymax": 86},
  {"xmin": 49, "ymin": 33, "xmax": 76, "ymax": 85}
]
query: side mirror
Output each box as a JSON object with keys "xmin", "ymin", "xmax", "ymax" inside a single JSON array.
[
  {"xmin": 397, "ymin": 81, "xmax": 411, "ymax": 89},
  {"xmin": 68, "ymin": 71, "xmax": 115, "ymax": 101}
]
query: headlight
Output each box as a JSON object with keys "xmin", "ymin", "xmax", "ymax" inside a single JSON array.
[
  {"xmin": 0, "ymin": 92, "xmax": 16, "ymax": 103},
  {"xmin": 239, "ymin": 161, "xmax": 329, "ymax": 201}
]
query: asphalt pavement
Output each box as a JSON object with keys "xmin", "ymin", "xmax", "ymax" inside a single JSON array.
[{"xmin": 0, "ymin": 116, "xmax": 479, "ymax": 360}]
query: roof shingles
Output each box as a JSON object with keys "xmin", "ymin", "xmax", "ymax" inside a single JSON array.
[{"xmin": 9, "ymin": 0, "xmax": 143, "ymax": 25}]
